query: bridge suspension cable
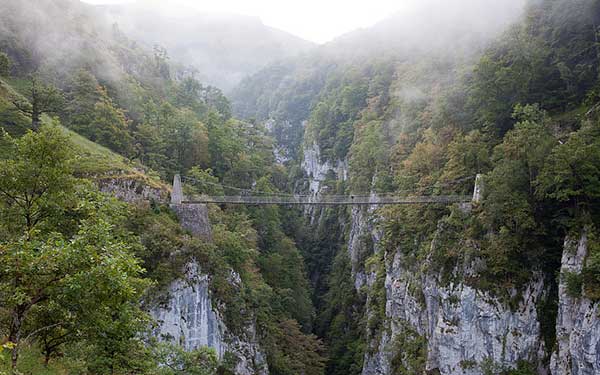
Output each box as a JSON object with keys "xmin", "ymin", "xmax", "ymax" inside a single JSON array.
[{"xmin": 173, "ymin": 174, "xmax": 479, "ymax": 206}]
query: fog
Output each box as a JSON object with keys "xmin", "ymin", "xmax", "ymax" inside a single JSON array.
[
  {"xmin": 328, "ymin": 0, "xmax": 528, "ymax": 58},
  {"xmin": 95, "ymin": 0, "xmax": 527, "ymax": 89},
  {"xmin": 0, "ymin": 0, "xmax": 528, "ymax": 92}
]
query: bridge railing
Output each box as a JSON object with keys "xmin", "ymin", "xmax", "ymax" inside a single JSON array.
[
  {"xmin": 171, "ymin": 173, "xmax": 481, "ymax": 206},
  {"xmin": 182, "ymin": 194, "xmax": 472, "ymax": 205}
]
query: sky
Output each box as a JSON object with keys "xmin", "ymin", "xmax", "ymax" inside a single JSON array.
[{"xmin": 80, "ymin": 0, "xmax": 404, "ymax": 43}]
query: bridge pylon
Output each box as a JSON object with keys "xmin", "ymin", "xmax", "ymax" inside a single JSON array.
[{"xmin": 171, "ymin": 174, "xmax": 183, "ymax": 205}]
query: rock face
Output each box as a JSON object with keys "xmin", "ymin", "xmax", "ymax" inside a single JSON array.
[
  {"xmin": 151, "ymin": 193, "xmax": 268, "ymax": 374},
  {"xmin": 100, "ymin": 172, "xmax": 269, "ymax": 374},
  {"xmin": 551, "ymin": 233, "xmax": 600, "ymax": 375},
  {"xmin": 171, "ymin": 203, "xmax": 213, "ymax": 240},
  {"xmin": 298, "ymin": 145, "xmax": 599, "ymax": 375},
  {"xmin": 98, "ymin": 176, "xmax": 168, "ymax": 203},
  {"xmin": 339, "ymin": 199, "xmax": 550, "ymax": 374},
  {"xmin": 152, "ymin": 262, "xmax": 226, "ymax": 355},
  {"xmin": 301, "ymin": 142, "xmax": 348, "ymax": 196},
  {"xmin": 358, "ymin": 219, "xmax": 546, "ymax": 375},
  {"xmin": 151, "ymin": 262, "xmax": 269, "ymax": 375},
  {"xmin": 301, "ymin": 142, "xmax": 348, "ymax": 224}
]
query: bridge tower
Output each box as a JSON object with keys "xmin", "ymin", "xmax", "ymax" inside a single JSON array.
[
  {"xmin": 472, "ymin": 174, "xmax": 484, "ymax": 203},
  {"xmin": 171, "ymin": 173, "xmax": 183, "ymax": 205}
]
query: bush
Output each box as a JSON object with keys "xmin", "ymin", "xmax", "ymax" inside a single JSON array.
[{"xmin": 564, "ymin": 272, "xmax": 583, "ymax": 298}]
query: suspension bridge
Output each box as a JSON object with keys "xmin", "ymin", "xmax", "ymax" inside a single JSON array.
[{"xmin": 170, "ymin": 174, "xmax": 483, "ymax": 206}]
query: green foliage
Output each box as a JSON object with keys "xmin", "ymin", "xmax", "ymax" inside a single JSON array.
[
  {"xmin": 348, "ymin": 120, "xmax": 391, "ymax": 193},
  {"xmin": 390, "ymin": 325, "xmax": 427, "ymax": 375},
  {"xmin": 264, "ymin": 319, "xmax": 326, "ymax": 375},
  {"xmin": 10, "ymin": 75, "xmax": 64, "ymax": 129},
  {"xmin": 0, "ymin": 125, "xmax": 75, "ymax": 235},
  {"xmin": 87, "ymin": 86, "xmax": 134, "ymax": 156},
  {"xmin": 536, "ymin": 118, "xmax": 600, "ymax": 226},
  {"xmin": 564, "ymin": 271, "xmax": 583, "ymax": 298},
  {"xmin": 504, "ymin": 361, "xmax": 537, "ymax": 375},
  {"xmin": 0, "ymin": 52, "xmax": 10, "ymax": 77},
  {"xmin": 365, "ymin": 252, "xmax": 386, "ymax": 336},
  {"xmin": 441, "ymin": 130, "xmax": 491, "ymax": 194},
  {"xmin": 186, "ymin": 167, "xmax": 224, "ymax": 196},
  {"xmin": 317, "ymin": 251, "xmax": 365, "ymax": 375},
  {"xmin": 581, "ymin": 231, "xmax": 600, "ymax": 300},
  {"xmin": 476, "ymin": 105, "xmax": 556, "ymax": 289},
  {"xmin": 0, "ymin": 125, "xmax": 150, "ymax": 373},
  {"xmin": 0, "ymin": 79, "xmax": 31, "ymax": 136},
  {"xmin": 152, "ymin": 343, "xmax": 218, "ymax": 375}
]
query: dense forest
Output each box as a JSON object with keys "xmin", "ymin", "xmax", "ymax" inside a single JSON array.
[
  {"xmin": 0, "ymin": 0, "xmax": 599, "ymax": 374},
  {"xmin": 233, "ymin": 0, "xmax": 600, "ymax": 373}
]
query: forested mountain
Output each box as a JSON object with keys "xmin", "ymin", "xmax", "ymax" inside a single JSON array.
[
  {"xmin": 232, "ymin": 0, "xmax": 600, "ymax": 373},
  {"xmin": 98, "ymin": 3, "xmax": 315, "ymax": 92},
  {"xmin": 231, "ymin": 0, "xmax": 527, "ymax": 160},
  {"xmin": 1, "ymin": 0, "xmax": 600, "ymax": 374},
  {"xmin": 0, "ymin": 0, "xmax": 323, "ymax": 373}
]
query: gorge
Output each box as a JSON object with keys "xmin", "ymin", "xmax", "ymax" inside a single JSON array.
[{"xmin": 0, "ymin": 0, "xmax": 599, "ymax": 374}]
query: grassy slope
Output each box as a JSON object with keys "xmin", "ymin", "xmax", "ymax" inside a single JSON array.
[{"xmin": 0, "ymin": 77, "xmax": 169, "ymax": 191}]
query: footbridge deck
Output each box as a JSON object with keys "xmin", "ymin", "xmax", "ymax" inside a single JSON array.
[
  {"xmin": 181, "ymin": 194, "xmax": 471, "ymax": 205},
  {"xmin": 171, "ymin": 174, "xmax": 483, "ymax": 206}
]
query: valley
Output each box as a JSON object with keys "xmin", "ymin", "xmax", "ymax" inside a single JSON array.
[{"xmin": 0, "ymin": 0, "xmax": 599, "ymax": 374}]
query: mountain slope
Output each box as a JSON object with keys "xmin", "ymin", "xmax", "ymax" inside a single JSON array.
[
  {"xmin": 230, "ymin": 0, "xmax": 600, "ymax": 373},
  {"xmin": 98, "ymin": 3, "xmax": 315, "ymax": 91}
]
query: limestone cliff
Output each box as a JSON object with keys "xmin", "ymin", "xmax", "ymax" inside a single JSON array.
[
  {"xmin": 300, "ymin": 144, "xmax": 600, "ymax": 374},
  {"xmin": 101, "ymin": 177, "xmax": 269, "ymax": 374},
  {"xmin": 150, "ymin": 201, "xmax": 269, "ymax": 375},
  {"xmin": 551, "ymin": 233, "xmax": 600, "ymax": 375},
  {"xmin": 151, "ymin": 261, "xmax": 268, "ymax": 375}
]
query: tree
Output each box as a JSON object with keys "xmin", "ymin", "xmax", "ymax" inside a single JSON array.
[
  {"xmin": 11, "ymin": 75, "xmax": 64, "ymax": 130},
  {"xmin": 0, "ymin": 124, "xmax": 75, "ymax": 236},
  {"xmin": 152, "ymin": 343, "xmax": 218, "ymax": 375},
  {"xmin": 0, "ymin": 125, "xmax": 149, "ymax": 372},
  {"xmin": 536, "ymin": 118, "xmax": 600, "ymax": 222},
  {"xmin": 88, "ymin": 86, "xmax": 134, "ymax": 156},
  {"xmin": 266, "ymin": 319, "xmax": 326, "ymax": 375},
  {"xmin": 65, "ymin": 70, "xmax": 101, "ymax": 133},
  {"xmin": 174, "ymin": 77, "xmax": 207, "ymax": 115},
  {"xmin": 0, "ymin": 52, "xmax": 11, "ymax": 77},
  {"xmin": 440, "ymin": 130, "xmax": 491, "ymax": 194},
  {"xmin": 477, "ymin": 104, "xmax": 555, "ymax": 286}
]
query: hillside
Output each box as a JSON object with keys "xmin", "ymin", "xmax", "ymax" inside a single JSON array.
[
  {"xmin": 0, "ymin": 0, "xmax": 324, "ymax": 374},
  {"xmin": 98, "ymin": 3, "xmax": 315, "ymax": 92},
  {"xmin": 230, "ymin": 0, "xmax": 600, "ymax": 373}
]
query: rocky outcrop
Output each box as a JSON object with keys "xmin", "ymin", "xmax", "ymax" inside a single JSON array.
[
  {"xmin": 301, "ymin": 142, "xmax": 348, "ymax": 196},
  {"xmin": 151, "ymin": 261, "xmax": 269, "ymax": 375},
  {"xmin": 98, "ymin": 176, "xmax": 168, "ymax": 203},
  {"xmin": 301, "ymin": 142, "xmax": 348, "ymax": 224},
  {"xmin": 551, "ymin": 233, "xmax": 600, "ymax": 375},
  {"xmin": 149, "ymin": 181, "xmax": 268, "ymax": 374},
  {"xmin": 347, "ymin": 205, "xmax": 381, "ymax": 290},
  {"xmin": 171, "ymin": 203, "xmax": 213, "ymax": 240},
  {"xmin": 299, "ymin": 144, "xmax": 553, "ymax": 375},
  {"xmin": 359, "ymin": 223, "xmax": 546, "ymax": 375},
  {"xmin": 152, "ymin": 262, "xmax": 226, "ymax": 355}
]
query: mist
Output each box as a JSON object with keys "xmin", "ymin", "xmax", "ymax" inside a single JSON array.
[
  {"xmin": 327, "ymin": 0, "xmax": 528, "ymax": 59},
  {"xmin": 0, "ymin": 0, "xmax": 529, "ymax": 93}
]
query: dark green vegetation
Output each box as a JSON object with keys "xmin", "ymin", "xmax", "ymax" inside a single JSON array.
[
  {"xmin": 0, "ymin": 0, "xmax": 323, "ymax": 374},
  {"xmin": 233, "ymin": 0, "xmax": 600, "ymax": 372},
  {"xmin": 1, "ymin": 0, "xmax": 600, "ymax": 374}
]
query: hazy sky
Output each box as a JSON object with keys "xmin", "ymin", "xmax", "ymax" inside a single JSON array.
[{"xmin": 81, "ymin": 0, "xmax": 404, "ymax": 43}]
